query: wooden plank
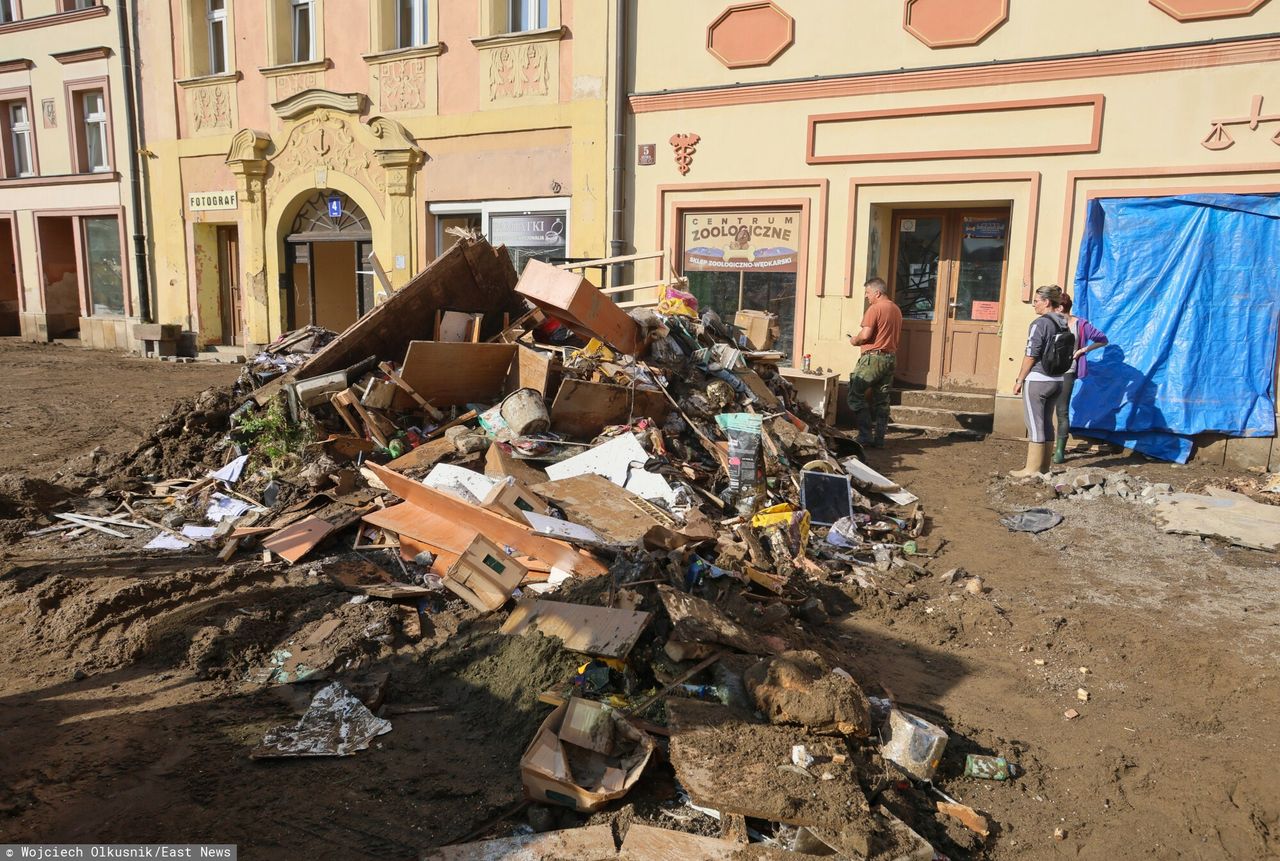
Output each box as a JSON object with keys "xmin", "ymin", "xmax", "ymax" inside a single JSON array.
[
  {"xmin": 549, "ymin": 378, "xmax": 670, "ymax": 440},
  {"xmin": 422, "ymin": 825, "xmax": 618, "ymax": 861},
  {"xmin": 367, "ymin": 463, "xmax": 608, "ymax": 577},
  {"xmin": 385, "ymin": 436, "xmax": 456, "ymax": 472},
  {"xmin": 500, "ymin": 597, "xmax": 651, "ymax": 658},
  {"xmin": 397, "ymin": 341, "xmax": 517, "ymax": 409},
  {"xmin": 379, "ymin": 361, "xmax": 444, "ymax": 421},
  {"xmin": 485, "ymin": 443, "xmax": 549, "ymax": 486},
  {"xmin": 260, "ymin": 516, "xmax": 335, "ymax": 564},
  {"xmin": 505, "ymin": 344, "xmax": 554, "ymax": 395},
  {"xmin": 530, "ymin": 474, "xmax": 662, "ymax": 544},
  {"xmin": 556, "ymin": 250, "xmax": 665, "ymax": 269}
]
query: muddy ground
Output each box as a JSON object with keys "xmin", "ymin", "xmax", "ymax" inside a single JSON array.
[{"xmin": 0, "ymin": 338, "xmax": 1277, "ymax": 860}]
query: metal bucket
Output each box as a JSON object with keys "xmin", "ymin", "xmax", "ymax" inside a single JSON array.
[{"xmin": 500, "ymin": 387, "xmax": 550, "ymax": 436}]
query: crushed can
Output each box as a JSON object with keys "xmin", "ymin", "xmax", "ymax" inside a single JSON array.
[{"xmin": 964, "ymin": 754, "xmax": 1011, "ymax": 780}]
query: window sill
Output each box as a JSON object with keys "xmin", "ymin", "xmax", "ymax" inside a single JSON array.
[
  {"xmin": 470, "ymin": 26, "xmax": 566, "ymax": 50},
  {"xmin": 362, "ymin": 43, "xmax": 445, "ymax": 63},
  {"xmin": 176, "ymin": 71, "xmax": 243, "ymax": 89},
  {"xmin": 0, "ymin": 59, "xmax": 35, "ymax": 73},
  {"xmin": 0, "ymin": 5, "xmax": 108, "ymax": 35},
  {"xmin": 0, "ymin": 172, "xmax": 118, "ymax": 187},
  {"xmin": 259, "ymin": 58, "xmax": 332, "ymax": 78}
]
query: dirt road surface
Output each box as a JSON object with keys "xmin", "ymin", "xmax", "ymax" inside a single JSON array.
[{"xmin": 0, "ymin": 339, "xmax": 1276, "ymax": 859}]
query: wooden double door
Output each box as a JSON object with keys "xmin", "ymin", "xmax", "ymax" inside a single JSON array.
[{"xmin": 890, "ymin": 208, "xmax": 1009, "ymax": 391}]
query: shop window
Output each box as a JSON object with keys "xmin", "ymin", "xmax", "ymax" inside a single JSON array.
[
  {"xmin": 84, "ymin": 215, "xmax": 124, "ymax": 316},
  {"xmin": 292, "ymin": 0, "xmax": 316, "ymax": 63},
  {"xmin": 1, "ymin": 98, "xmax": 35, "ymax": 178},
  {"xmin": 72, "ymin": 88, "xmax": 111, "ymax": 173},
  {"xmin": 0, "ymin": 1, "xmax": 18, "ymax": 24},
  {"xmin": 489, "ymin": 210, "xmax": 566, "ymax": 273},
  {"xmin": 680, "ymin": 209, "xmax": 801, "ymax": 362}
]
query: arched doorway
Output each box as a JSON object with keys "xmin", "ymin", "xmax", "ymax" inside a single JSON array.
[{"xmin": 284, "ymin": 191, "xmax": 376, "ymax": 331}]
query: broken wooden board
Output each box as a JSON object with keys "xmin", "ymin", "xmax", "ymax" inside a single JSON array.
[
  {"xmin": 485, "ymin": 442, "xmax": 550, "ymax": 486},
  {"xmin": 657, "ymin": 585, "xmax": 771, "ymax": 655},
  {"xmin": 500, "ymin": 597, "xmax": 651, "ymax": 659},
  {"xmin": 367, "ymin": 462, "xmax": 608, "ymax": 577},
  {"xmin": 1153, "ymin": 487, "xmax": 1280, "ymax": 551},
  {"xmin": 530, "ymin": 474, "xmax": 663, "ymax": 544},
  {"xmin": 516, "ymin": 259, "xmax": 641, "ymax": 355},
  {"xmin": 618, "ymin": 823, "xmax": 792, "ymax": 860},
  {"xmin": 421, "ymin": 825, "xmax": 618, "ymax": 861},
  {"xmin": 665, "ymin": 699, "xmax": 875, "ymax": 842},
  {"xmin": 297, "ymin": 237, "xmax": 523, "ymax": 380},
  {"xmin": 505, "ymin": 344, "xmax": 556, "ymax": 396},
  {"xmin": 385, "ymin": 436, "xmax": 457, "ymax": 472},
  {"xmin": 397, "ymin": 341, "xmax": 518, "ymax": 409},
  {"xmin": 261, "ymin": 516, "xmax": 335, "ymax": 564},
  {"xmin": 549, "ymin": 378, "xmax": 670, "ymax": 439}
]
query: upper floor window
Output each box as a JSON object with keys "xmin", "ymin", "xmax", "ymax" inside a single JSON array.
[
  {"xmin": 396, "ymin": 0, "xmax": 427, "ymax": 48},
  {"xmin": 292, "ymin": 0, "xmax": 315, "ymax": 63},
  {"xmin": 74, "ymin": 88, "xmax": 110, "ymax": 173},
  {"xmin": 62, "ymin": 0, "xmax": 99, "ymax": 9},
  {"xmin": 0, "ymin": 1, "xmax": 17, "ymax": 24},
  {"xmin": 206, "ymin": 0, "xmax": 228, "ymax": 75},
  {"xmin": 6, "ymin": 102, "xmax": 33, "ymax": 177},
  {"xmin": 509, "ymin": 0, "xmax": 547, "ymax": 32}
]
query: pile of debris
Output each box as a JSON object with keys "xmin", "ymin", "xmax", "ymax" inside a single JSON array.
[
  {"xmin": 17, "ymin": 237, "xmax": 1011, "ymax": 859},
  {"xmin": 1046, "ymin": 467, "xmax": 1172, "ymax": 504}
]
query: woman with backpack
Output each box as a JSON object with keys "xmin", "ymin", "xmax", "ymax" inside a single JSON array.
[
  {"xmin": 1010, "ymin": 284, "xmax": 1075, "ymax": 477},
  {"xmin": 1052, "ymin": 293, "xmax": 1110, "ymax": 464}
]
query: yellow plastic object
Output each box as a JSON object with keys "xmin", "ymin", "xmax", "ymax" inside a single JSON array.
[{"xmin": 751, "ymin": 503, "xmax": 811, "ymax": 546}]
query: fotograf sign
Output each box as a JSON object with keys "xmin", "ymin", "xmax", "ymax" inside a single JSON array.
[{"xmin": 187, "ymin": 190, "xmax": 238, "ymax": 212}]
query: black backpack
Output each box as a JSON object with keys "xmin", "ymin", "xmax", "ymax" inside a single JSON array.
[{"xmin": 1040, "ymin": 316, "xmax": 1077, "ymax": 376}]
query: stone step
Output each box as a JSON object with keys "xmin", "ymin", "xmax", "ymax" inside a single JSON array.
[
  {"xmin": 888, "ymin": 423, "xmax": 986, "ymax": 441},
  {"xmin": 194, "ymin": 346, "xmax": 246, "ymax": 363},
  {"xmin": 889, "ymin": 405, "xmax": 993, "ymax": 434},
  {"xmin": 892, "ymin": 389, "xmax": 995, "ymax": 412}
]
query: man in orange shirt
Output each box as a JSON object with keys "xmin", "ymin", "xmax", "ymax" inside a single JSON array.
[{"xmin": 847, "ymin": 276, "xmax": 903, "ymax": 447}]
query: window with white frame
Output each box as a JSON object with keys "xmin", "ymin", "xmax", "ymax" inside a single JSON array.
[
  {"xmin": 7, "ymin": 102, "xmax": 33, "ymax": 177},
  {"xmin": 396, "ymin": 0, "xmax": 428, "ymax": 48},
  {"xmin": 291, "ymin": 0, "xmax": 315, "ymax": 63},
  {"xmin": 80, "ymin": 89, "xmax": 109, "ymax": 173},
  {"xmin": 63, "ymin": 0, "xmax": 99, "ymax": 9},
  {"xmin": 206, "ymin": 0, "xmax": 228, "ymax": 75},
  {"xmin": 508, "ymin": 0, "xmax": 547, "ymax": 32},
  {"xmin": 0, "ymin": 1, "xmax": 17, "ymax": 24}
]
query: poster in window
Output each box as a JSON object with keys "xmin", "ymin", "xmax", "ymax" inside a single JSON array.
[
  {"xmin": 970, "ymin": 300, "xmax": 1000, "ymax": 321},
  {"xmin": 962, "ymin": 218, "xmax": 1006, "ymax": 240},
  {"xmin": 683, "ymin": 210, "xmax": 799, "ymax": 273},
  {"xmin": 489, "ymin": 212, "xmax": 566, "ymax": 248}
]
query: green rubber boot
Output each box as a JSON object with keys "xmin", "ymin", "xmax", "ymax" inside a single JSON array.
[{"xmin": 1052, "ymin": 436, "xmax": 1067, "ymax": 464}]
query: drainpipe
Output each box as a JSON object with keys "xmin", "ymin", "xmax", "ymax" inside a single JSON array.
[
  {"xmin": 116, "ymin": 0, "xmax": 152, "ymax": 323},
  {"xmin": 608, "ymin": 0, "xmax": 628, "ymax": 287}
]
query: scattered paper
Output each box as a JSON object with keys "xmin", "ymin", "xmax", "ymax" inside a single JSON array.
[
  {"xmin": 207, "ymin": 493, "xmax": 253, "ymax": 522},
  {"xmin": 144, "ymin": 532, "xmax": 194, "ymax": 551},
  {"xmin": 209, "ymin": 454, "xmax": 249, "ymax": 484},
  {"xmin": 181, "ymin": 524, "xmax": 218, "ymax": 541},
  {"xmin": 251, "ymin": 682, "xmax": 391, "ymax": 758},
  {"xmin": 524, "ymin": 511, "xmax": 609, "ymax": 547},
  {"xmin": 422, "ymin": 463, "xmax": 499, "ymax": 504}
]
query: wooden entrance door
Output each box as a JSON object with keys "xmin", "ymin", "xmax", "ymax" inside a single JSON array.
[
  {"xmin": 889, "ymin": 209, "xmax": 1009, "ymax": 391},
  {"xmin": 216, "ymin": 226, "xmax": 241, "ymax": 346}
]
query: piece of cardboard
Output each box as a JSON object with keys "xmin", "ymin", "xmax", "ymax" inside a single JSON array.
[
  {"xmin": 519, "ymin": 698, "xmax": 654, "ymax": 812},
  {"xmin": 516, "ymin": 259, "xmax": 640, "ymax": 355},
  {"xmin": 485, "ymin": 443, "xmax": 550, "ymax": 486},
  {"xmin": 530, "ymin": 474, "xmax": 664, "ymax": 544},
  {"xmin": 480, "ymin": 476, "xmax": 550, "ymax": 524},
  {"xmin": 443, "ymin": 534, "xmax": 527, "ymax": 612},
  {"xmin": 733, "ymin": 309, "xmax": 779, "ymax": 351},
  {"xmin": 396, "ymin": 341, "xmax": 518, "ymax": 409},
  {"xmin": 550, "ymin": 378, "xmax": 671, "ymax": 439},
  {"xmin": 500, "ymin": 597, "xmax": 651, "ymax": 658}
]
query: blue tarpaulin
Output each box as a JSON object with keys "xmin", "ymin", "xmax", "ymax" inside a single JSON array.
[{"xmin": 1071, "ymin": 194, "xmax": 1280, "ymax": 463}]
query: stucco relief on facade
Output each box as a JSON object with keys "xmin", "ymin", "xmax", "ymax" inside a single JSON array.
[
  {"xmin": 377, "ymin": 58, "xmax": 428, "ymax": 112},
  {"xmin": 266, "ymin": 110, "xmax": 388, "ymax": 200},
  {"xmin": 489, "ymin": 44, "xmax": 550, "ymax": 102},
  {"xmin": 706, "ymin": 2, "xmax": 795, "ymax": 69},
  {"xmin": 1151, "ymin": 0, "xmax": 1269, "ymax": 21},
  {"xmin": 1202, "ymin": 94, "xmax": 1280, "ymax": 149},
  {"xmin": 275, "ymin": 72, "xmax": 320, "ymax": 103},
  {"xmin": 41, "ymin": 99, "xmax": 56, "ymax": 128},
  {"xmin": 192, "ymin": 85, "xmax": 233, "ymax": 133},
  {"xmin": 903, "ymin": 0, "xmax": 1009, "ymax": 48},
  {"xmin": 669, "ymin": 133, "xmax": 701, "ymax": 175}
]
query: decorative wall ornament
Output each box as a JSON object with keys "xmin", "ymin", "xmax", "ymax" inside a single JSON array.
[
  {"xmin": 192, "ymin": 85, "xmax": 232, "ymax": 133},
  {"xmin": 488, "ymin": 44, "xmax": 550, "ymax": 101},
  {"xmin": 275, "ymin": 72, "xmax": 320, "ymax": 102},
  {"xmin": 1202, "ymin": 94, "xmax": 1280, "ymax": 150},
  {"xmin": 669, "ymin": 133, "xmax": 701, "ymax": 175},
  {"xmin": 377, "ymin": 58, "xmax": 428, "ymax": 112},
  {"xmin": 707, "ymin": 2, "xmax": 794, "ymax": 69},
  {"xmin": 1150, "ymin": 0, "xmax": 1270, "ymax": 21},
  {"xmin": 903, "ymin": 0, "xmax": 1009, "ymax": 48},
  {"xmin": 41, "ymin": 98, "xmax": 55, "ymax": 128},
  {"xmin": 267, "ymin": 110, "xmax": 388, "ymax": 200}
]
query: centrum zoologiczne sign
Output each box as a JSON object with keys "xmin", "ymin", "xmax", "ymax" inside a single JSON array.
[{"xmin": 683, "ymin": 210, "xmax": 799, "ymax": 273}]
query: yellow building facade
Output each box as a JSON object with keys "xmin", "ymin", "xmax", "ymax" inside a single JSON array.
[
  {"xmin": 625, "ymin": 0, "xmax": 1280, "ymax": 467},
  {"xmin": 138, "ymin": 0, "xmax": 616, "ymax": 351},
  {"xmin": 0, "ymin": 0, "xmax": 145, "ymax": 349}
]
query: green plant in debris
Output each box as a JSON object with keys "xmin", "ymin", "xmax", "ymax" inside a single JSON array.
[{"xmin": 232, "ymin": 395, "xmax": 316, "ymax": 468}]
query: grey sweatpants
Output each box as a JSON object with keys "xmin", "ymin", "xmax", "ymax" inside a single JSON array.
[{"xmin": 1022, "ymin": 379, "xmax": 1063, "ymax": 444}]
